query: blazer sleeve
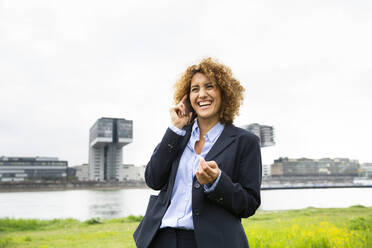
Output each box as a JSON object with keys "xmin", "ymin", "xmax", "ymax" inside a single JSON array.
[
  {"xmin": 206, "ymin": 134, "xmax": 262, "ymax": 218},
  {"xmin": 145, "ymin": 128, "xmax": 185, "ymax": 190}
]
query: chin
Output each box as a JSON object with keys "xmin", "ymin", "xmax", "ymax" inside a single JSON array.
[{"xmin": 197, "ymin": 113, "xmax": 218, "ymax": 121}]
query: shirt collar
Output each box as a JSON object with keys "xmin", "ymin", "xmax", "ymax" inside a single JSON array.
[{"xmin": 191, "ymin": 119, "xmax": 224, "ymax": 143}]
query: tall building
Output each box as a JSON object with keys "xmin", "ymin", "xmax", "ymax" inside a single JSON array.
[
  {"xmin": 242, "ymin": 123, "xmax": 275, "ymax": 147},
  {"xmin": 0, "ymin": 156, "xmax": 67, "ymax": 182},
  {"xmin": 88, "ymin": 117, "xmax": 133, "ymax": 181}
]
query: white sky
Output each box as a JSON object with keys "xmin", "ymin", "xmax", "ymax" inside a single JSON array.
[{"xmin": 1, "ymin": 0, "xmax": 371, "ymax": 167}]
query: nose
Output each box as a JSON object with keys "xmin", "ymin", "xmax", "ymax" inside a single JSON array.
[{"xmin": 198, "ymin": 87, "xmax": 207, "ymax": 98}]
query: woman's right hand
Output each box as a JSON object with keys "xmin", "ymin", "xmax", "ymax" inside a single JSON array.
[{"xmin": 170, "ymin": 95, "xmax": 193, "ymax": 129}]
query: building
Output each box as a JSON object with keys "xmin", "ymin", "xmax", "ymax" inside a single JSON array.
[
  {"xmin": 271, "ymin": 157, "xmax": 360, "ymax": 177},
  {"xmin": 262, "ymin": 164, "xmax": 271, "ymax": 177},
  {"xmin": 75, "ymin": 164, "xmax": 89, "ymax": 181},
  {"xmin": 66, "ymin": 166, "xmax": 77, "ymax": 180},
  {"xmin": 361, "ymin": 163, "xmax": 372, "ymax": 178},
  {"xmin": 242, "ymin": 123, "xmax": 275, "ymax": 147},
  {"xmin": 0, "ymin": 156, "xmax": 67, "ymax": 182},
  {"xmin": 119, "ymin": 164, "xmax": 145, "ymax": 182},
  {"xmin": 88, "ymin": 117, "xmax": 133, "ymax": 181}
]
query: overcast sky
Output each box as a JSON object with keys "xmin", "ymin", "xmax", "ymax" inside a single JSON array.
[{"xmin": 1, "ymin": 0, "xmax": 371, "ymax": 167}]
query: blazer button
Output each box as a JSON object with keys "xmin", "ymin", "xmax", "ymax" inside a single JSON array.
[
  {"xmin": 167, "ymin": 144, "xmax": 174, "ymax": 152},
  {"xmin": 194, "ymin": 209, "xmax": 200, "ymax": 216},
  {"xmin": 194, "ymin": 182, "xmax": 200, "ymax": 189}
]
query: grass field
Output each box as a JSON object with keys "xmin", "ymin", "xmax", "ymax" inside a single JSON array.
[{"xmin": 0, "ymin": 206, "xmax": 370, "ymax": 248}]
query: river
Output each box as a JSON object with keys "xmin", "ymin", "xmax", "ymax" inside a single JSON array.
[{"xmin": 0, "ymin": 188, "xmax": 371, "ymax": 220}]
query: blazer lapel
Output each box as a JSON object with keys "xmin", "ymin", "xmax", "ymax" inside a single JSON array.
[{"xmin": 205, "ymin": 124, "xmax": 238, "ymax": 161}]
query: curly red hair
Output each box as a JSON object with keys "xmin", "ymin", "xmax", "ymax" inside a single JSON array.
[{"xmin": 173, "ymin": 58, "xmax": 245, "ymax": 124}]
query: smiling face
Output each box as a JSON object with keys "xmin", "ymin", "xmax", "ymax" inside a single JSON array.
[{"xmin": 189, "ymin": 72, "xmax": 222, "ymax": 124}]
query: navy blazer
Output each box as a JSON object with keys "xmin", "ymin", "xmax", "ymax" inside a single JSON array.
[{"xmin": 133, "ymin": 124, "xmax": 262, "ymax": 248}]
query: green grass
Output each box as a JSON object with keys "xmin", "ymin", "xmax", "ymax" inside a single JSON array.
[
  {"xmin": 245, "ymin": 206, "xmax": 371, "ymax": 248},
  {"xmin": 0, "ymin": 207, "xmax": 371, "ymax": 248}
]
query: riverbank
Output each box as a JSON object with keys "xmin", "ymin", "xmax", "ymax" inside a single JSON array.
[
  {"xmin": 0, "ymin": 206, "xmax": 370, "ymax": 248},
  {"xmin": 1, "ymin": 181, "xmax": 371, "ymax": 193},
  {"xmin": 0, "ymin": 181, "xmax": 148, "ymax": 192}
]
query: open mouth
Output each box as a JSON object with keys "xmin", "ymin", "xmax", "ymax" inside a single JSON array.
[{"xmin": 197, "ymin": 100, "xmax": 212, "ymax": 109}]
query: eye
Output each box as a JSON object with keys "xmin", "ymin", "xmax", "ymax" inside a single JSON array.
[
  {"xmin": 191, "ymin": 87, "xmax": 199, "ymax": 92},
  {"xmin": 206, "ymin": 84, "xmax": 213, "ymax": 89}
]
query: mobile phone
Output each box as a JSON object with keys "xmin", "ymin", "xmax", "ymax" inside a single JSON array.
[{"xmin": 183, "ymin": 98, "xmax": 193, "ymax": 115}]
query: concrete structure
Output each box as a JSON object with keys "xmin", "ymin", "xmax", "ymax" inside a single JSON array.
[
  {"xmin": 67, "ymin": 166, "xmax": 77, "ymax": 180},
  {"xmin": 361, "ymin": 163, "xmax": 372, "ymax": 178},
  {"xmin": 262, "ymin": 164, "xmax": 271, "ymax": 177},
  {"xmin": 119, "ymin": 164, "xmax": 145, "ymax": 182},
  {"xmin": 75, "ymin": 164, "xmax": 89, "ymax": 181},
  {"xmin": 0, "ymin": 156, "xmax": 67, "ymax": 182},
  {"xmin": 271, "ymin": 157, "xmax": 360, "ymax": 177},
  {"xmin": 88, "ymin": 117, "xmax": 133, "ymax": 181},
  {"xmin": 242, "ymin": 123, "xmax": 275, "ymax": 147}
]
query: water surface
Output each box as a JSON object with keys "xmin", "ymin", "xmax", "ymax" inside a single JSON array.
[{"xmin": 0, "ymin": 188, "xmax": 370, "ymax": 220}]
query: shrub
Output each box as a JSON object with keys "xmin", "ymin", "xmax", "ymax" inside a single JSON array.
[
  {"xmin": 85, "ymin": 218, "xmax": 102, "ymax": 225},
  {"xmin": 0, "ymin": 218, "xmax": 79, "ymax": 232},
  {"xmin": 350, "ymin": 205, "xmax": 366, "ymax": 208},
  {"xmin": 349, "ymin": 217, "xmax": 370, "ymax": 231},
  {"xmin": 126, "ymin": 215, "xmax": 143, "ymax": 222}
]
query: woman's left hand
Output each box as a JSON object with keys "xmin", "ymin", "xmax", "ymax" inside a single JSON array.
[{"xmin": 196, "ymin": 157, "xmax": 220, "ymax": 185}]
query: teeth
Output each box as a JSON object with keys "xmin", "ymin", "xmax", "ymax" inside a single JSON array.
[{"xmin": 198, "ymin": 101, "xmax": 211, "ymax": 107}]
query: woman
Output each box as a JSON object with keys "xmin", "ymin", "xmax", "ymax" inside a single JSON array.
[{"xmin": 133, "ymin": 58, "xmax": 262, "ymax": 248}]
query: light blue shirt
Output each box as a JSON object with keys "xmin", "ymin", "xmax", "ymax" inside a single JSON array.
[{"xmin": 160, "ymin": 120, "xmax": 224, "ymax": 230}]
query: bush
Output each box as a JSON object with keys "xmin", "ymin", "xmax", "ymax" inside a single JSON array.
[
  {"xmin": 0, "ymin": 218, "xmax": 47, "ymax": 232},
  {"xmin": 349, "ymin": 217, "xmax": 370, "ymax": 231},
  {"xmin": 350, "ymin": 205, "xmax": 366, "ymax": 208},
  {"xmin": 0, "ymin": 218, "xmax": 79, "ymax": 232},
  {"xmin": 126, "ymin": 215, "xmax": 143, "ymax": 222},
  {"xmin": 85, "ymin": 218, "xmax": 102, "ymax": 225}
]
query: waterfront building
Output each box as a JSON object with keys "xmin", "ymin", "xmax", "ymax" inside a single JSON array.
[
  {"xmin": 119, "ymin": 164, "xmax": 145, "ymax": 182},
  {"xmin": 361, "ymin": 163, "xmax": 372, "ymax": 178},
  {"xmin": 0, "ymin": 156, "xmax": 67, "ymax": 182},
  {"xmin": 271, "ymin": 157, "xmax": 360, "ymax": 177},
  {"xmin": 88, "ymin": 117, "xmax": 133, "ymax": 181},
  {"xmin": 262, "ymin": 164, "xmax": 272, "ymax": 177},
  {"xmin": 66, "ymin": 167, "xmax": 77, "ymax": 180},
  {"xmin": 75, "ymin": 164, "xmax": 89, "ymax": 181},
  {"xmin": 241, "ymin": 123, "xmax": 275, "ymax": 147}
]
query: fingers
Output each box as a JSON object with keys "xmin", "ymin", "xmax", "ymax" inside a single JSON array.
[
  {"xmin": 200, "ymin": 157, "xmax": 206, "ymax": 166},
  {"xmin": 196, "ymin": 169, "xmax": 213, "ymax": 184},
  {"xmin": 175, "ymin": 98, "xmax": 186, "ymax": 116},
  {"xmin": 180, "ymin": 94, "xmax": 188, "ymax": 104},
  {"xmin": 178, "ymin": 94, "xmax": 189, "ymax": 114},
  {"xmin": 179, "ymin": 102, "xmax": 186, "ymax": 116},
  {"xmin": 206, "ymin": 160, "xmax": 217, "ymax": 169},
  {"xmin": 169, "ymin": 95, "xmax": 193, "ymax": 129},
  {"xmin": 200, "ymin": 158, "xmax": 213, "ymax": 174},
  {"xmin": 197, "ymin": 158, "xmax": 219, "ymax": 184},
  {"xmin": 197, "ymin": 158, "xmax": 210, "ymax": 184},
  {"xmin": 171, "ymin": 103, "xmax": 185, "ymax": 118}
]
